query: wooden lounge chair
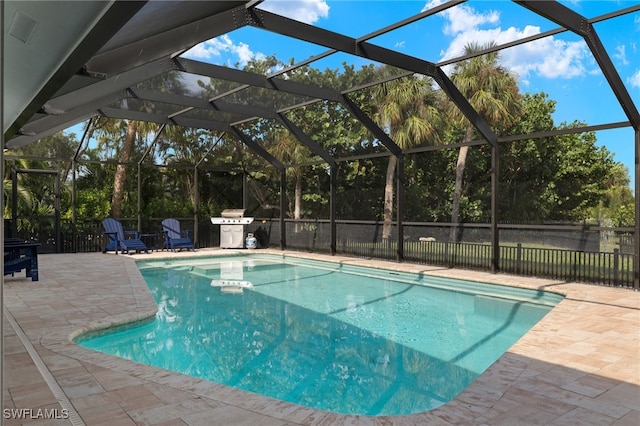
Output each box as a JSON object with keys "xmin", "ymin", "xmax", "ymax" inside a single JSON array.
[
  {"xmin": 161, "ymin": 218, "xmax": 195, "ymax": 252},
  {"xmin": 4, "ymin": 238, "xmax": 39, "ymax": 281},
  {"xmin": 102, "ymin": 218, "xmax": 148, "ymax": 255}
]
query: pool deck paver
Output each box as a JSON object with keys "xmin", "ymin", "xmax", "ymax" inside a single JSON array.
[{"xmin": 2, "ymin": 249, "xmax": 639, "ymax": 425}]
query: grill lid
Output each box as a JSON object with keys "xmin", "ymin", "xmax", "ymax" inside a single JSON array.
[{"xmin": 220, "ymin": 208, "xmax": 246, "ymax": 218}]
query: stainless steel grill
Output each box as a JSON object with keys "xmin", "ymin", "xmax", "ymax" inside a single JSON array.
[{"xmin": 210, "ymin": 209, "xmax": 254, "ymax": 248}]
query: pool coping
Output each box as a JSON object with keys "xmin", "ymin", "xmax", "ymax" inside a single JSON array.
[{"xmin": 3, "ymin": 249, "xmax": 639, "ymax": 425}]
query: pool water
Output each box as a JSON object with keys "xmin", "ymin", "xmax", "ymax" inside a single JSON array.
[{"xmin": 77, "ymin": 254, "xmax": 563, "ymax": 416}]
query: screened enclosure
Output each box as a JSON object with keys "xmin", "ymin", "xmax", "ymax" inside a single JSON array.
[{"xmin": 3, "ymin": 0, "xmax": 639, "ymax": 288}]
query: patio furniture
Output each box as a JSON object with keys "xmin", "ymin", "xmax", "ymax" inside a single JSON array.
[
  {"xmin": 102, "ymin": 218, "xmax": 148, "ymax": 255},
  {"xmin": 4, "ymin": 239, "xmax": 40, "ymax": 281},
  {"xmin": 140, "ymin": 233, "xmax": 159, "ymax": 252},
  {"xmin": 161, "ymin": 218, "xmax": 195, "ymax": 252}
]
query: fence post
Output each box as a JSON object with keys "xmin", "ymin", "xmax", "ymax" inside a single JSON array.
[
  {"xmin": 444, "ymin": 241, "xmax": 449, "ymax": 267},
  {"xmin": 516, "ymin": 243, "xmax": 522, "ymax": 275},
  {"xmin": 613, "ymin": 248, "xmax": 619, "ymax": 287}
]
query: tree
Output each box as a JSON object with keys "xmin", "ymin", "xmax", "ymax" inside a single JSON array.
[
  {"xmin": 4, "ymin": 133, "xmax": 81, "ymax": 234},
  {"xmin": 3, "ymin": 158, "xmax": 34, "ymax": 219},
  {"xmin": 496, "ymin": 92, "xmax": 622, "ymax": 224},
  {"xmin": 371, "ymin": 69, "xmax": 442, "ymax": 240},
  {"xmin": 447, "ymin": 42, "xmax": 521, "ymax": 241},
  {"xmin": 499, "ymin": 92, "xmax": 557, "ymax": 221},
  {"xmin": 269, "ymin": 124, "xmax": 310, "ymax": 224},
  {"xmin": 93, "ymin": 71, "xmax": 188, "ymax": 218},
  {"xmin": 587, "ymin": 162, "xmax": 634, "ymax": 227},
  {"xmin": 546, "ymin": 124, "xmax": 615, "ymax": 221}
]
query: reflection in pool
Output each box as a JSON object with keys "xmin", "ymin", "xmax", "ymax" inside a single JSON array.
[{"xmin": 77, "ymin": 255, "xmax": 562, "ymax": 416}]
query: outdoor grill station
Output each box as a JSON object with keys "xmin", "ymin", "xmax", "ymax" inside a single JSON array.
[{"xmin": 210, "ymin": 209, "xmax": 254, "ymax": 248}]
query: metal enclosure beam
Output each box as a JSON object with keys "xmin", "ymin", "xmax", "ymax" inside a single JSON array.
[
  {"xmin": 85, "ymin": 2, "xmax": 249, "ymax": 77},
  {"xmin": 491, "ymin": 146, "xmax": 500, "ymax": 273},
  {"xmin": 229, "ymin": 127, "xmax": 284, "ymax": 171},
  {"xmin": 100, "ymin": 108, "xmax": 172, "ymax": 126},
  {"xmin": 341, "ymin": 94, "xmax": 408, "ymax": 258},
  {"xmin": 276, "ymin": 114, "xmax": 336, "ymax": 167},
  {"xmin": 246, "ymin": 6, "xmax": 502, "ymax": 261},
  {"xmin": 633, "ymin": 130, "xmax": 640, "ymax": 290},
  {"xmin": 515, "ymin": 1, "xmax": 640, "ymax": 130},
  {"xmin": 138, "ymin": 124, "xmax": 167, "ymax": 231},
  {"xmin": 340, "ymin": 95, "xmax": 401, "ymax": 157},
  {"xmin": 6, "ymin": 92, "xmax": 125, "ymax": 149},
  {"xmin": 397, "ymin": 154, "xmax": 405, "ymax": 261},
  {"xmin": 516, "ymin": 0, "xmax": 640, "ymax": 284},
  {"xmin": 175, "ymin": 58, "xmax": 344, "ymax": 102},
  {"xmin": 5, "ymin": 1, "xmax": 147, "ymax": 140},
  {"xmin": 131, "ymin": 88, "xmax": 279, "ymax": 120},
  {"xmin": 230, "ymin": 127, "xmax": 287, "ymax": 249},
  {"xmin": 171, "ymin": 117, "xmax": 230, "ymax": 132},
  {"xmin": 247, "ymin": 8, "xmax": 499, "ymax": 148},
  {"xmin": 276, "ymin": 113, "xmax": 337, "ymax": 254},
  {"xmin": 194, "ymin": 134, "xmax": 225, "ymax": 247},
  {"xmin": 329, "ymin": 164, "xmax": 337, "ymax": 255},
  {"xmin": 71, "ymin": 119, "xmax": 94, "ymax": 239},
  {"xmin": 9, "ymin": 57, "xmax": 173, "ymax": 147}
]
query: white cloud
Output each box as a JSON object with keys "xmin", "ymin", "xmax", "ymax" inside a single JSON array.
[
  {"xmin": 613, "ymin": 44, "xmax": 629, "ymax": 65},
  {"xmin": 439, "ymin": 4, "xmax": 499, "ymax": 36},
  {"xmin": 258, "ymin": 0, "xmax": 329, "ymax": 24},
  {"xmin": 183, "ymin": 34, "xmax": 265, "ymax": 66},
  {"xmin": 424, "ymin": 0, "xmax": 591, "ymax": 82},
  {"xmin": 629, "ymin": 69, "xmax": 640, "ymax": 89}
]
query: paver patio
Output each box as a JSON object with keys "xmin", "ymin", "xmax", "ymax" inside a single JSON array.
[{"xmin": 2, "ymin": 249, "xmax": 639, "ymax": 425}]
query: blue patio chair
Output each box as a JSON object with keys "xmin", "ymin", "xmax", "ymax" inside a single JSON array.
[
  {"xmin": 161, "ymin": 218, "xmax": 195, "ymax": 252},
  {"xmin": 102, "ymin": 218, "xmax": 148, "ymax": 255}
]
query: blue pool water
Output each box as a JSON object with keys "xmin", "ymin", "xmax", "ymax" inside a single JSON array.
[{"xmin": 77, "ymin": 254, "xmax": 563, "ymax": 416}]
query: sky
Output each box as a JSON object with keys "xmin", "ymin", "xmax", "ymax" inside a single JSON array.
[{"xmin": 179, "ymin": 0, "xmax": 640, "ymax": 190}]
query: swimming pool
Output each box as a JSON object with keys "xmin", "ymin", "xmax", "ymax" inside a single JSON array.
[{"xmin": 77, "ymin": 254, "xmax": 563, "ymax": 416}]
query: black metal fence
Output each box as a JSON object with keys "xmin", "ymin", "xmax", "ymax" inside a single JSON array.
[
  {"xmin": 245, "ymin": 219, "xmax": 637, "ymax": 289},
  {"xmin": 4, "ymin": 217, "xmax": 637, "ymax": 289}
]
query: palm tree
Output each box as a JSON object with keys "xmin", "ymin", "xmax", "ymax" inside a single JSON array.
[
  {"xmin": 269, "ymin": 125, "xmax": 311, "ymax": 229},
  {"xmin": 371, "ymin": 69, "xmax": 441, "ymax": 240},
  {"xmin": 112, "ymin": 120, "xmax": 139, "ymax": 217},
  {"xmin": 97, "ymin": 71, "xmax": 188, "ymax": 218},
  {"xmin": 447, "ymin": 42, "xmax": 521, "ymax": 242},
  {"xmin": 3, "ymin": 158, "xmax": 34, "ymax": 219}
]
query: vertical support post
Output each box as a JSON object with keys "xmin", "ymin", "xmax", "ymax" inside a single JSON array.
[
  {"xmin": 229, "ymin": 127, "xmax": 285, "ymax": 248},
  {"xmin": 12, "ymin": 167, "xmax": 17, "ymax": 236},
  {"xmin": 280, "ymin": 168, "xmax": 287, "ymax": 250},
  {"xmin": 491, "ymin": 144, "xmax": 500, "ymax": 273},
  {"xmin": 243, "ymin": 171, "xmax": 248, "ymax": 211},
  {"xmin": 613, "ymin": 248, "xmax": 620, "ymax": 287},
  {"xmin": 137, "ymin": 124, "xmax": 167, "ymax": 233},
  {"xmin": 444, "ymin": 241, "xmax": 450, "ymax": 266},
  {"xmin": 55, "ymin": 167, "xmax": 61, "ymax": 253},
  {"xmin": 396, "ymin": 153, "xmax": 404, "ymax": 262},
  {"xmin": 330, "ymin": 164, "xmax": 337, "ymax": 255},
  {"xmin": 193, "ymin": 168, "xmax": 199, "ymax": 247},
  {"xmin": 1, "ymin": 3, "xmax": 5, "ymax": 410},
  {"xmin": 634, "ymin": 129, "xmax": 639, "ymax": 289},
  {"xmin": 71, "ymin": 118, "xmax": 93, "ymax": 252},
  {"xmin": 195, "ymin": 133, "xmax": 225, "ymax": 248},
  {"xmin": 72, "ymin": 160, "xmax": 77, "ymax": 251},
  {"xmin": 137, "ymin": 163, "xmax": 142, "ymax": 232}
]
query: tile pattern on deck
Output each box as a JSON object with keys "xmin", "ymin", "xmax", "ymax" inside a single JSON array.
[{"xmin": 2, "ymin": 249, "xmax": 639, "ymax": 425}]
